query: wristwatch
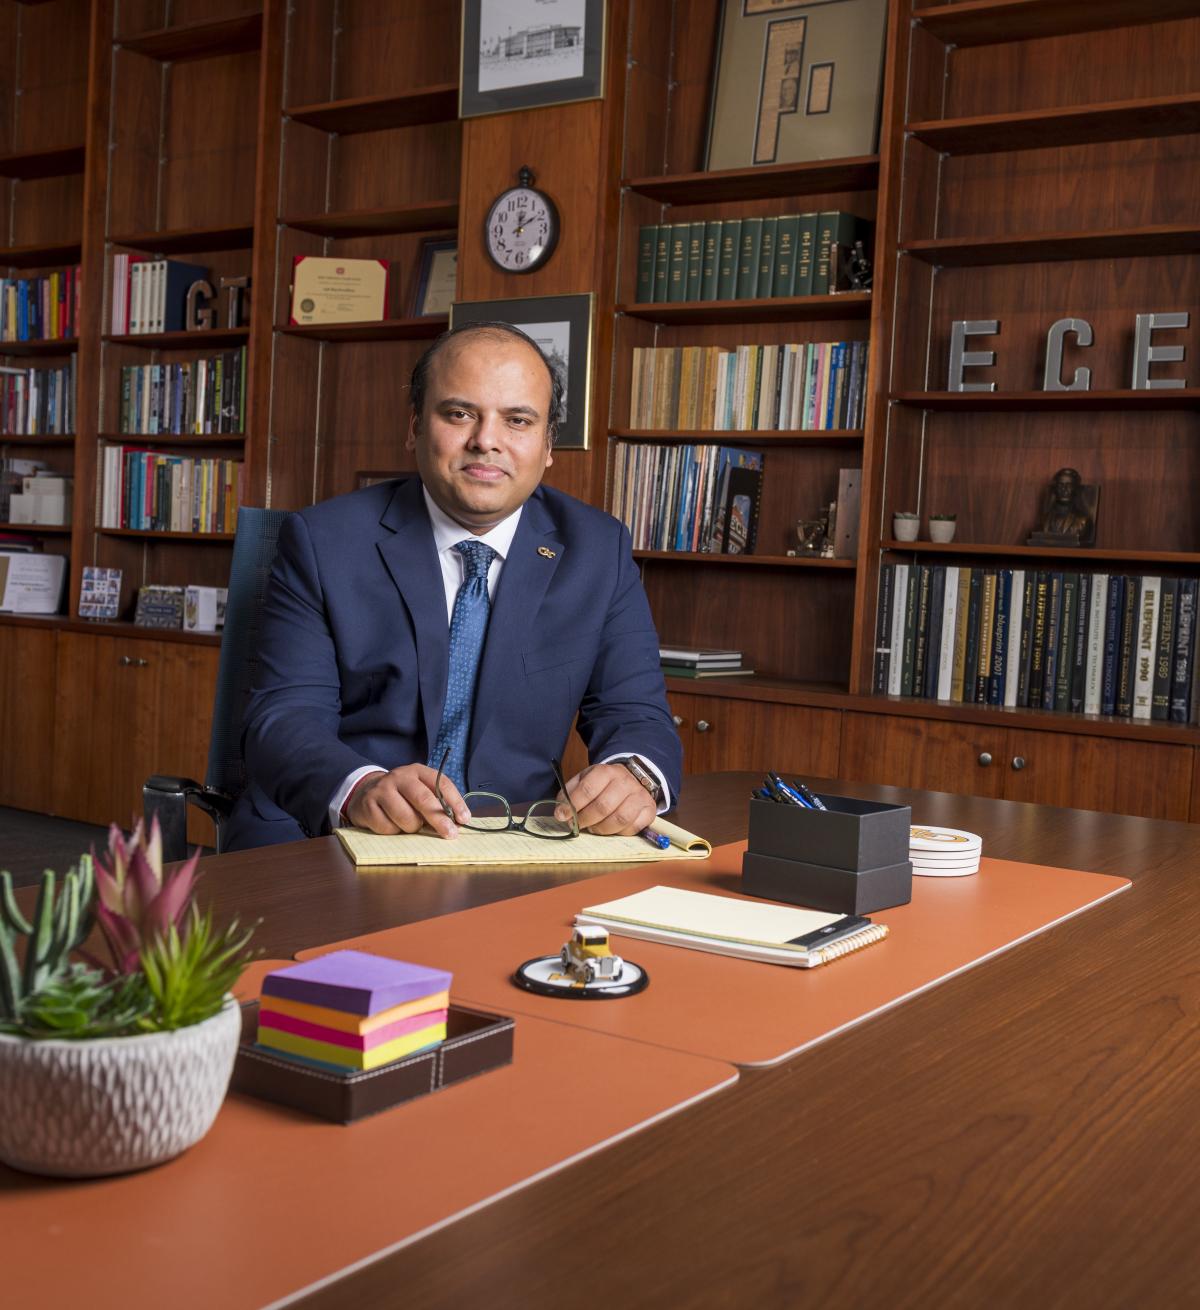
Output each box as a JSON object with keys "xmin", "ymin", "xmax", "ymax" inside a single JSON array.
[{"xmin": 619, "ymin": 755, "xmax": 663, "ymax": 805}]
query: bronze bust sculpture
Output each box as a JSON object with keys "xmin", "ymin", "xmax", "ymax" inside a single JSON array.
[{"xmin": 1028, "ymin": 467, "xmax": 1098, "ymax": 547}]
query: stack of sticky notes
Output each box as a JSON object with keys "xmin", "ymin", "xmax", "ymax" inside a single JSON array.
[{"xmin": 256, "ymin": 950, "xmax": 452, "ymax": 1073}]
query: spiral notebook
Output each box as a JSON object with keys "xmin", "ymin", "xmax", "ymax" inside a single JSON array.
[{"xmin": 577, "ymin": 885, "xmax": 888, "ymax": 968}]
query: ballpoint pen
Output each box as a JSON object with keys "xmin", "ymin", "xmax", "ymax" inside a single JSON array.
[
  {"xmin": 769, "ymin": 772, "xmax": 813, "ymax": 808},
  {"xmin": 639, "ymin": 826, "xmax": 671, "ymax": 849},
  {"xmin": 794, "ymin": 781, "xmax": 828, "ymax": 811}
]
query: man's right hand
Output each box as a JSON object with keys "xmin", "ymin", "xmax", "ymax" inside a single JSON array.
[{"xmin": 344, "ymin": 765, "xmax": 471, "ymax": 839}]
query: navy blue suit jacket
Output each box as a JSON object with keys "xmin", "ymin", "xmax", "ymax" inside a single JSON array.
[{"xmin": 224, "ymin": 477, "xmax": 682, "ymax": 851}]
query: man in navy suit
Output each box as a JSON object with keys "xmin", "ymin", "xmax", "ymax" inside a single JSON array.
[{"xmin": 224, "ymin": 322, "xmax": 681, "ymax": 851}]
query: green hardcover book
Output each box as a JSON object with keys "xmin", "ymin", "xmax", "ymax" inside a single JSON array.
[
  {"xmin": 1054, "ymin": 573, "xmax": 1079, "ymax": 712},
  {"xmin": 736, "ymin": 217, "xmax": 763, "ymax": 301},
  {"xmin": 667, "ymin": 223, "xmax": 689, "ymax": 303},
  {"xmin": 814, "ymin": 211, "xmax": 857, "ymax": 295},
  {"xmin": 700, "ymin": 220, "xmax": 722, "ymax": 300},
  {"xmin": 795, "ymin": 213, "xmax": 818, "ymax": 297},
  {"xmin": 652, "ymin": 224, "xmax": 671, "ymax": 303},
  {"xmin": 685, "ymin": 220, "xmax": 705, "ymax": 301},
  {"xmin": 636, "ymin": 225, "xmax": 657, "ymax": 304},
  {"xmin": 773, "ymin": 215, "xmax": 799, "ymax": 297},
  {"xmin": 900, "ymin": 565, "xmax": 919, "ymax": 697},
  {"xmin": 756, "ymin": 217, "xmax": 778, "ymax": 300},
  {"xmin": 717, "ymin": 219, "xmax": 741, "ymax": 301}
]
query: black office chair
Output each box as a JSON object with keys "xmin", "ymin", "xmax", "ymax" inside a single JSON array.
[{"xmin": 144, "ymin": 505, "xmax": 289, "ymax": 863}]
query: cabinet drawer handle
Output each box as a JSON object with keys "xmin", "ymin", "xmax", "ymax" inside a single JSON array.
[
  {"xmin": 672, "ymin": 715, "xmax": 685, "ymax": 728},
  {"xmin": 1011, "ymin": 756, "xmax": 1026, "ymax": 771},
  {"xmin": 696, "ymin": 719, "xmax": 711, "ymax": 733},
  {"xmin": 119, "ymin": 655, "xmax": 150, "ymax": 668},
  {"xmin": 978, "ymin": 752, "xmax": 992, "ymax": 767}
]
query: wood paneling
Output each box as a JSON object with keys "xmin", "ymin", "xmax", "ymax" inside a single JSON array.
[
  {"xmin": 671, "ymin": 692, "xmax": 842, "ymax": 778},
  {"xmin": 841, "ymin": 710, "xmax": 1006, "ymax": 798},
  {"xmin": 0, "ymin": 624, "xmax": 58, "ymax": 812}
]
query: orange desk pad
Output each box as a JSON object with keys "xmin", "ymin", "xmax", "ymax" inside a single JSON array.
[
  {"xmin": 2, "ymin": 1012, "xmax": 735, "ymax": 1310},
  {"xmin": 298, "ymin": 843, "xmax": 1131, "ymax": 1068}
]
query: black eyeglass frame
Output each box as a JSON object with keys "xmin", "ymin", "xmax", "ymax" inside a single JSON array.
[{"xmin": 433, "ymin": 751, "xmax": 580, "ymax": 839}]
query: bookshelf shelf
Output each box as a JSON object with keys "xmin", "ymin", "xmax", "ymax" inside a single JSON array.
[
  {"xmin": 611, "ymin": 427, "xmax": 864, "ymax": 445},
  {"xmin": 98, "ymin": 432, "xmax": 245, "ymax": 448},
  {"xmin": 891, "ymin": 389, "xmax": 1200, "ymax": 411},
  {"xmin": 619, "ymin": 293, "xmax": 872, "ymax": 326},
  {"xmin": 624, "ymin": 155, "xmax": 880, "ymax": 205},
  {"xmin": 96, "ymin": 529, "xmax": 235, "ymax": 543},
  {"xmin": 286, "ymin": 83, "xmax": 459, "ymax": 135},
  {"xmin": 634, "ymin": 551, "xmax": 856, "ymax": 569},
  {"xmin": 882, "ymin": 541, "xmax": 1200, "ymax": 565},
  {"xmin": 0, "ymin": 434, "xmax": 75, "ymax": 446},
  {"xmin": 109, "ymin": 224, "xmax": 256, "ymax": 254},
  {"xmin": 102, "ymin": 328, "xmax": 250, "ymax": 350},
  {"xmin": 901, "ymin": 223, "xmax": 1200, "ymax": 267},
  {"xmin": 118, "ymin": 13, "xmax": 264, "ymax": 62},
  {"xmin": 278, "ymin": 317, "xmax": 447, "ymax": 344},
  {"xmin": 0, "ymin": 338, "xmax": 78, "ymax": 357},
  {"xmin": 907, "ymin": 92, "xmax": 1200, "ymax": 155},
  {"xmin": 0, "ymin": 242, "xmax": 82, "ymax": 270},
  {"xmin": 0, "ymin": 521, "xmax": 70, "ymax": 535},
  {"xmin": 0, "ymin": 145, "xmax": 86, "ymax": 181},
  {"xmin": 282, "ymin": 202, "xmax": 459, "ymax": 239},
  {"xmin": 913, "ymin": 0, "xmax": 1200, "ymax": 46}
]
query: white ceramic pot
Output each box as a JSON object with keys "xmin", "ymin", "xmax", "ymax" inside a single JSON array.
[
  {"xmin": 928, "ymin": 519, "xmax": 957, "ymax": 543},
  {"xmin": 0, "ymin": 997, "xmax": 240, "ymax": 1177},
  {"xmin": 893, "ymin": 515, "xmax": 920, "ymax": 542}
]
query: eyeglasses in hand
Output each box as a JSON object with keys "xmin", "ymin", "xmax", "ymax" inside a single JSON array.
[{"xmin": 434, "ymin": 751, "xmax": 580, "ymax": 839}]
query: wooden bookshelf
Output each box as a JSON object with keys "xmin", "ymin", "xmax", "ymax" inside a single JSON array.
[
  {"xmin": 618, "ymin": 293, "xmax": 873, "ymax": 325},
  {"xmin": 102, "ymin": 328, "xmax": 250, "ymax": 349},
  {"xmin": 624, "ymin": 156, "xmax": 880, "ymax": 205},
  {"xmin": 109, "ymin": 224, "xmax": 255, "ymax": 254},
  {"xmin": 882, "ymin": 541, "xmax": 1200, "ymax": 565},
  {"xmin": 0, "ymin": 521, "xmax": 70, "ymax": 534},
  {"xmin": 901, "ymin": 224, "xmax": 1200, "ymax": 266},
  {"xmin": 281, "ymin": 203, "xmax": 459, "ymax": 239},
  {"xmin": 913, "ymin": 0, "xmax": 1200, "ymax": 46},
  {"xmin": 611, "ymin": 428, "xmax": 865, "ymax": 445},
  {"xmin": 0, "ymin": 144, "xmax": 86, "ymax": 179},
  {"xmin": 117, "ymin": 13, "xmax": 263, "ymax": 62},
  {"xmin": 278, "ymin": 317, "xmax": 447, "ymax": 344},
  {"xmin": 0, "ymin": 241, "xmax": 82, "ymax": 268},
  {"xmin": 97, "ymin": 432, "xmax": 245, "ymax": 447},
  {"xmin": 892, "ymin": 390, "xmax": 1200, "ymax": 411},
  {"xmin": 0, "ymin": 337, "xmax": 78, "ymax": 356},
  {"xmin": 98, "ymin": 528, "xmax": 235, "ymax": 542},
  {"xmin": 634, "ymin": 551, "xmax": 857, "ymax": 569},
  {"xmin": 286, "ymin": 84, "xmax": 458, "ymax": 135}
]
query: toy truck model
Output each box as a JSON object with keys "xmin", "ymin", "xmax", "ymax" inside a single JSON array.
[{"xmin": 560, "ymin": 924, "xmax": 624, "ymax": 985}]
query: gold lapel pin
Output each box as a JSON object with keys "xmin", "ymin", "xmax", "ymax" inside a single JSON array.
[{"xmin": 537, "ymin": 546, "xmax": 557, "ymax": 559}]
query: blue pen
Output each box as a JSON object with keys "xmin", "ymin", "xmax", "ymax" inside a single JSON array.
[
  {"xmin": 763, "ymin": 776, "xmax": 794, "ymax": 805},
  {"xmin": 770, "ymin": 772, "xmax": 814, "ymax": 809},
  {"xmin": 794, "ymin": 781, "xmax": 828, "ymax": 811},
  {"xmin": 640, "ymin": 826, "xmax": 671, "ymax": 850}
]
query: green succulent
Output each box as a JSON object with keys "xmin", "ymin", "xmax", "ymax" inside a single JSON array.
[
  {"xmin": 0, "ymin": 860, "xmax": 95, "ymax": 1024},
  {"xmin": 139, "ymin": 906, "xmax": 257, "ymax": 1032},
  {"xmin": 4, "ymin": 963, "xmax": 155, "ymax": 1039}
]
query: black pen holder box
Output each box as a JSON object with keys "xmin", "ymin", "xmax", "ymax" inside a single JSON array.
[{"xmin": 742, "ymin": 794, "xmax": 913, "ymax": 916}]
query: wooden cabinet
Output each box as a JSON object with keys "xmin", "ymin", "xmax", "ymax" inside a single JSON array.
[
  {"xmin": 669, "ymin": 692, "xmax": 840, "ymax": 779},
  {"xmin": 840, "ymin": 711, "xmax": 1194, "ymax": 821},
  {"xmin": 51, "ymin": 631, "xmax": 218, "ymax": 841},
  {"xmin": 0, "ymin": 624, "xmax": 59, "ymax": 813}
]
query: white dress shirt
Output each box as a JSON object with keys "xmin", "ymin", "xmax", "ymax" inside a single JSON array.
[{"xmin": 327, "ymin": 488, "xmax": 670, "ymax": 828}]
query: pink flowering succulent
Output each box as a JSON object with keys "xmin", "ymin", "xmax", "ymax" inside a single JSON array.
[{"xmin": 92, "ymin": 816, "xmax": 201, "ymax": 974}]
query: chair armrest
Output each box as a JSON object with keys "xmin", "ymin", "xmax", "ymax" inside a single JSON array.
[{"xmin": 143, "ymin": 776, "xmax": 234, "ymax": 862}]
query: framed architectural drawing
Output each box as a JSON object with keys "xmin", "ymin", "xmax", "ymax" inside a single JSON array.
[{"xmin": 706, "ymin": 0, "xmax": 888, "ymax": 170}]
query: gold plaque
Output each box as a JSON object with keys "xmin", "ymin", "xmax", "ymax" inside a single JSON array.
[{"xmin": 290, "ymin": 256, "xmax": 389, "ymax": 326}]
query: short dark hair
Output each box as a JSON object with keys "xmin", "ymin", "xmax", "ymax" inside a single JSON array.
[{"xmin": 409, "ymin": 321, "xmax": 564, "ymax": 443}]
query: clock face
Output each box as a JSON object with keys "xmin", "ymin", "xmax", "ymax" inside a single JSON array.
[{"xmin": 485, "ymin": 186, "xmax": 559, "ymax": 273}]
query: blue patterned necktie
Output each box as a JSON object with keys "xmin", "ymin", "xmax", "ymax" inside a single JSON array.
[{"xmin": 428, "ymin": 539, "xmax": 498, "ymax": 791}]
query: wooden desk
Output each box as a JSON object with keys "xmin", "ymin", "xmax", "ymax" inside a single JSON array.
[{"xmin": 10, "ymin": 774, "xmax": 1200, "ymax": 1306}]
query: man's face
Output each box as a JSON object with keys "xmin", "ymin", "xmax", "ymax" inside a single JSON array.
[
  {"xmin": 1053, "ymin": 474, "xmax": 1074, "ymax": 503},
  {"xmin": 408, "ymin": 334, "xmax": 554, "ymax": 533}
]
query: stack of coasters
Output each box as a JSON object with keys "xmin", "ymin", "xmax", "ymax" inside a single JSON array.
[
  {"xmin": 257, "ymin": 950, "xmax": 451, "ymax": 1072},
  {"xmin": 909, "ymin": 825, "xmax": 982, "ymax": 877}
]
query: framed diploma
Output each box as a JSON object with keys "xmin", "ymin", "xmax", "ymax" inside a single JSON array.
[
  {"xmin": 289, "ymin": 256, "xmax": 389, "ymax": 326},
  {"xmin": 706, "ymin": 0, "xmax": 887, "ymax": 170},
  {"xmin": 412, "ymin": 240, "xmax": 458, "ymax": 317}
]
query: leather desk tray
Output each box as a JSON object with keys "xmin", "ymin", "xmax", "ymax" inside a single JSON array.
[{"xmin": 232, "ymin": 1001, "xmax": 514, "ymax": 1123}]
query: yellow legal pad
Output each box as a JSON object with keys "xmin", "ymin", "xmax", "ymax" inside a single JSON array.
[
  {"xmin": 259, "ymin": 990, "xmax": 451, "ymax": 1036},
  {"xmin": 258, "ymin": 1020, "xmax": 448, "ymax": 1071},
  {"xmin": 335, "ymin": 817, "xmax": 711, "ymax": 868}
]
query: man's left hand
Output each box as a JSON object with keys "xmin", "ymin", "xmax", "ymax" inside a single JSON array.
[{"xmin": 559, "ymin": 763, "xmax": 656, "ymax": 836}]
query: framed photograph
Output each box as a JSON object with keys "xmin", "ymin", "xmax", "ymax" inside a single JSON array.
[
  {"xmin": 460, "ymin": 0, "xmax": 606, "ymax": 119},
  {"xmin": 450, "ymin": 293, "xmax": 594, "ymax": 450},
  {"xmin": 706, "ymin": 0, "xmax": 888, "ymax": 171},
  {"xmin": 411, "ymin": 240, "xmax": 458, "ymax": 318}
]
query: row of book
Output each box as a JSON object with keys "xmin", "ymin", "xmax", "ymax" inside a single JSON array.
[
  {"xmin": 0, "ymin": 359, "xmax": 77, "ymax": 436},
  {"xmin": 874, "ymin": 563, "xmax": 1200, "ymax": 724},
  {"xmin": 98, "ymin": 446, "xmax": 243, "ymax": 534},
  {"xmin": 660, "ymin": 645, "xmax": 752, "ymax": 679},
  {"xmin": 629, "ymin": 340, "xmax": 867, "ymax": 432},
  {"xmin": 612, "ymin": 443, "xmax": 763, "ymax": 555},
  {"xmin": 119, "ymin": 349, "xmax": 247, "ymax": 435},
  {"xmin": 0, "ymin": 268, "xmax": 80, "ymax": 342},
  {"xmin": 635, "ymin": 212, "xmax": 863, "ymax": 304},
  {"xmin": 110, "ymin": 256, "xmax": 209, "ymax": 335}
]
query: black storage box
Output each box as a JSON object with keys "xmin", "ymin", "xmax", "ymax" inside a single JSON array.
[{"xmin": 742, "ymin": 794, "xmax": 913, "ymax": 915}]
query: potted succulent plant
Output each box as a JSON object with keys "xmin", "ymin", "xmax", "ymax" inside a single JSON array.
[
  {"xmin": 0, "ymin": 818, "xmax": 254, "ymax": 1178},
  {"xmin": 928, "ymin": 513, "xmax": 957, "ymax": 543},
  {"xmin": 892, "ymin": 510, "xmax": 920, "ymax": 542}
]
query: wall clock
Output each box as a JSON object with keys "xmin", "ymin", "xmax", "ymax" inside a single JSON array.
[{"xmin": 484, "ymin": 166, "xmax": 560, "ymax": 274}]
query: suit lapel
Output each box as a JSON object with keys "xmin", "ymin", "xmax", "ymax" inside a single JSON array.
[
  {"xmin": 469, "ymin": 492, "xmax": 563, "ymax": 765},
  {"xmin": 376, "ymin": 479, "xmax": 448, "ymax": 754}
]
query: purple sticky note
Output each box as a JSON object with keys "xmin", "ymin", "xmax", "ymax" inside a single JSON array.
[{"xmin": 262, "ymin": 950, "xmax": 452, "ymax": 1016}]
